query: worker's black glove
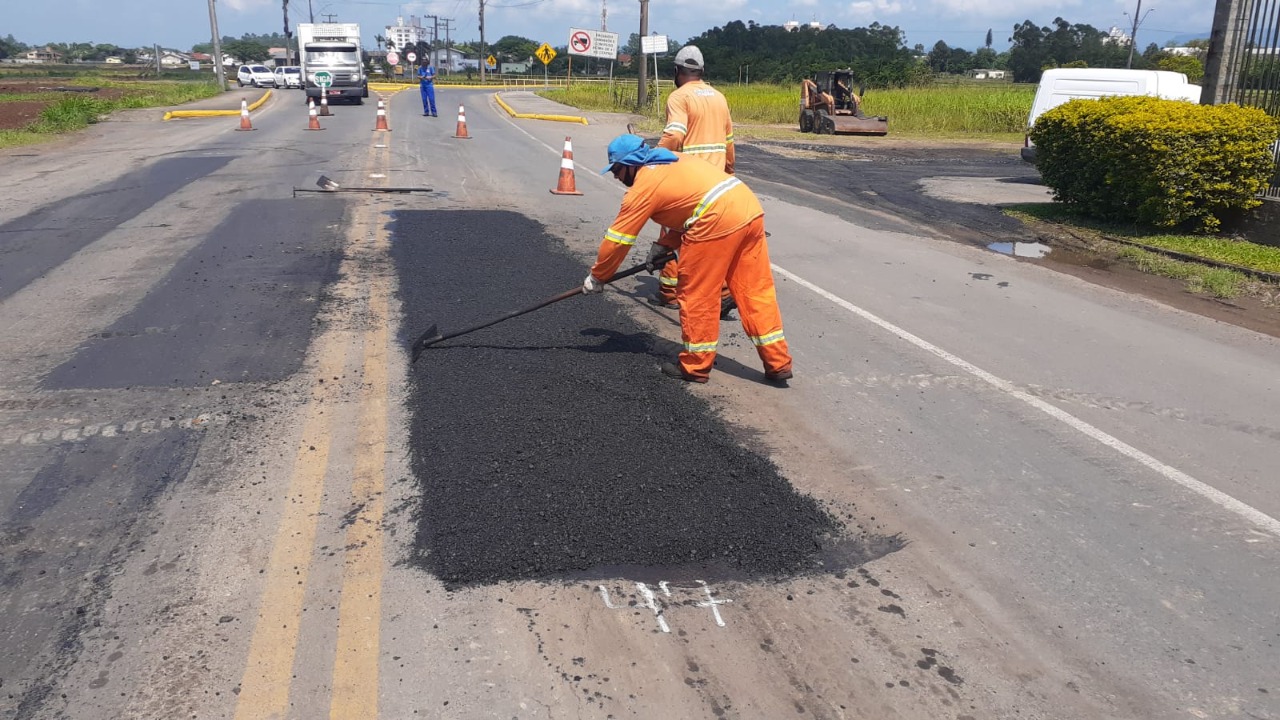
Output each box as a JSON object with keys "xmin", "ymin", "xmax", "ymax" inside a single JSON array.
[
  {"xmin": 645, "ymin": 243, "xmax": 670, "ymax": 274},
  {"xmin": 582, "ymin": 274, "xmax": 605, "ymax": 294}
]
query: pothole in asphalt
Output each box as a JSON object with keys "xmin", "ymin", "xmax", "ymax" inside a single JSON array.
[{"xmin": 391, "ymin": 209, "xmax": 898, "ymax": 589}]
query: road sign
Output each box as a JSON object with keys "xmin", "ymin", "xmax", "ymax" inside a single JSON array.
[
  {"xmin": 406, "ymin": 51, "xmax": 417, "ymax": 63},
  {"xmin": 535, "ymin": 43, "xmax": 557, "ymax": 65},
  {"xmin": 486, "ymin": 55, "xmax": 497, "ymax": 69},
  {"xmin": 567, "ymin": 27, "xmax": 618, "ymax": 60},
  {"xmin": 386, "ymin": 51, "xmax": 400, "ymax": 65},
  {"xmin": 314, "ymin": 70, "xmax": 333, "ymax": 88},
  {"xmin": 641, "ymin": 35, "xmax": 668, "ymax": 54}
]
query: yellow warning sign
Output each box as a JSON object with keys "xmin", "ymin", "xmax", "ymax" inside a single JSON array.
[
  {"xmin": 535, "ymin": 43, "xmax": 557, "ymax": 65},
  {"xmin": 486, "ymin": 54, "xmax": 498, "ymax": 69}
]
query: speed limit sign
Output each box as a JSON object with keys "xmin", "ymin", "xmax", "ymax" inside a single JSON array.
[{"xmin": 407, "ymin": 51, "xmax": 417, "ymax": 63}]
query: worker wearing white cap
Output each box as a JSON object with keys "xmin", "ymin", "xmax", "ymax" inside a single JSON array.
[{"xmin": 649, "ymin": 44, "xmax": 737, "ymax": 317}]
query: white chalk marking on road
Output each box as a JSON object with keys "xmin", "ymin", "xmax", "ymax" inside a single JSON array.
[
  {"xmin": 368, "ymin": 172, "xmax": 386, "ymax": 178},
  {"xmin": 772, "ymin": 264, "xmax": 1280, "ymax": 538},
  {"xmin": 636, "ymin": 582, "xmax": 670, "ymax": 633},
  {"xmin": 3, "ymin": 413, "xmax": 225, "ymax": 446},
  {"xmin": 598, "ymin": 585, "xmax": 618, "ymax": 609},
  {"xmin": 696, "ymin": 580, "xmax": 731, "ymax": 627},
  {"xmin": 659, "ymin": 581, "xmax": 671, "ymax": 597}
]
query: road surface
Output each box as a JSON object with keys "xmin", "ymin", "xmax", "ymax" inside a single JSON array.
[{"xmin": 0, "ymin": 87, "xmax": 1276, "ymax": 720}]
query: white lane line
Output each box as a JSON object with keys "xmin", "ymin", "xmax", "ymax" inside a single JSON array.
[{"xmin": 772, "ymin": 264, "xmax": 1280, "ymax": 538}]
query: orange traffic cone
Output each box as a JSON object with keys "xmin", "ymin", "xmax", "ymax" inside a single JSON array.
[
  {"xmin": 373, "ymin": 99, "xmax": 390, "ymax": 131},
  {"xmin": 235, "ymin": 99, "xmax": 254, "ymax": 131},
  {"xmin": 453, "ymin": 105, "xmax": 471, "ymax": 139},
  {"xmin": 306, "ymin": 101, "xmax": 323, "ymax": 131},
  {"xmin": 549, "ymin": 136, "xmax": 583, "ymax": 196},
  {"xmin": 319, "ymin": 95, "xmax": 331, "ymax": 117}
]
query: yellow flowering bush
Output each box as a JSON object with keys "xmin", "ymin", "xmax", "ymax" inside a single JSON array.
[{"xmin": 1030, "ymin": 95, "xmax": 1279, "ymax": 232}]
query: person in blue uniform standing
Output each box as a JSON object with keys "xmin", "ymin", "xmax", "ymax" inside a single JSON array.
[{"xmin": 418, "ymin": 59, "xmax": 437, "ymax": 116}]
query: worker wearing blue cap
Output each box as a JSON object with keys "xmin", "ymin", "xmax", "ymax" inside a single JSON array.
[{"xmin": 585, "ymin": 135, "xmax": 793, "ymax": 385}]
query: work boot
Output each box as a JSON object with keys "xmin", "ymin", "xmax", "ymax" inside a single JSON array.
[
  {"xmin": 719, "ymin": 296, "xmax": 737, "ymax": 320},
  {"xmin": 661, "ymin": 362, "xmax": 707, "ymax": 383},
  {"xmin": 648, "ymin": 293, "xmax": 678, "ymax": 310},
  {"xmin": 764, "ymin": 369, "xmax": 793, "ymax": 386}
]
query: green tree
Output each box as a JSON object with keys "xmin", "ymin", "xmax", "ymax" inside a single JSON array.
[
  {"xmin": 492, "ymin": 35, "xmax": 537, "ymax": 62},
  {"xmin": 223, "ymin": 39, "xmax": 270, "ymax": 63},
  {"xmin": 0, "ymin": 34, "xmax": 27, "ymax": 59},
  {"xmin": 1157, "ymin": 54, "xmax": 1204, "ymax": 82}
]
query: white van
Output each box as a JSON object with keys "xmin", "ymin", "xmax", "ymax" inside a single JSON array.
[{"xmin": 1021, "ymin": 68, "xmax": 1202, "ymax": 163}]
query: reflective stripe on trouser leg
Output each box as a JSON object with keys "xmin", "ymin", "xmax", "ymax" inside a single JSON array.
[
  {"xmin": 659, "ymin": 259, "xmax": 680, "ymax": 302},
  {"xmin": 675, "ymin": 237, "xmax": 738, "ymax": 379},
  {"xmin": 724, "ymin": 216, "xmax": 792, "ymax": 376}
]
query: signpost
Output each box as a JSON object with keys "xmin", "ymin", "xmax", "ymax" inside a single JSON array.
[
  {"xmin": 486, "ymin": 54, "xmax": 497, "ymax": 70},
  {"xmin": 314, "ymin": 70, "xmax": 333, "ymax": 90},
  {"xmin": 641, "ymin": 34, "xmax": 668, "ymax": 87},
  {"xmin": 406, "ymin": 51, "xmax": 417, "ymax": 64},
  {"xmin": 386, "ymin": 51, "xmax": 400, "ymax": 66},
  {"xmin": 567, "ymin": 27, "xmax": 618, "ymax": 60},
  {"xmin": 535, "ymin": 43, "xmax": 556, "ymax": 85}
]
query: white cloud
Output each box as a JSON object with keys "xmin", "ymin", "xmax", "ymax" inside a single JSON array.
[
  {"xmin": 847, "ymin": 0, "xmax": 905, "ymax": 23},
  {"xmin": 223, "ymin": 0, "xmax": 273, "ymax": 13}
]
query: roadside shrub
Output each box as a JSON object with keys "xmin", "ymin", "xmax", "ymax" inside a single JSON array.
[{"xmin": 1031, "ymin": 96, "xmax": 1280, "ymax": 232}]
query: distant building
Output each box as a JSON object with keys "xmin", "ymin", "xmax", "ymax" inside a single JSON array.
[
  {"xmin": 428, "ymin": 47, "xmax": 466, "ymax": 72},
  {"xmin": 1104, "ymin": 26, "xmax": 1131, "ymax": 45},
  {"xmin": 22, "ymin": 47, "xmax": 63, "ymax": 63},
  {"xmin": 500, "ymin": 60, "xmax": 533, "ymax": 74},
  {"xmin": 386, "ymin": 16, "xmax": 427, "ymax": 51},
  {"xmin": 969, "ymin": 69, "xmax": 1006, "ymax": 80},
  {"xmin": 105, "ymin": 56, "xmax": 124, "ymax": 64},
  {"xmin": 783, "ymin": 19, "xmax": 822, "ymax": 31}
]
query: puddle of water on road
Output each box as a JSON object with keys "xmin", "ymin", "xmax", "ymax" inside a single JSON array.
[{"xmin": 988, "ymin": 241, "xmax": 1051, "ymax": 258}]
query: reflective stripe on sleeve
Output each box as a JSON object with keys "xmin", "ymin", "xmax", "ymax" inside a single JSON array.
[
  {"xmin": 726, "ymin": 132, "xmax": 735, "ymax": 143},
  {"xmin": 682, "ymin": 142, "xmax": 728, "ymax": 155},
  {"xmin": 749, "ymin": 330, "xmax": 785, "ymax": 347},
  {"xmin": 683, "ymin": 177, "xmax": 742, "ymax": 230},
  {"xmin": 664, "ymin": 122, "xmax": 688, "ymax": 134},
  {"xmin": 659, "ymin": 276, "xmax": 679, "ymax": 287},
  {"xmin": 683, "ymin": 340, "xmax": 718, "ymax": 353},
  {"xmin": 604, "ymin": 228, "xmax": 637, "ymax": 246}
]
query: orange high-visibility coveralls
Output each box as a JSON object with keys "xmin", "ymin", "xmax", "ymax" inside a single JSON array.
[
  {"xmin": 655, "ymin": 80, "xmax": 736, "ymax": 305},
  {"xmin": 590, "ymin": 157, "xmax": 791, "ymax": 381}
]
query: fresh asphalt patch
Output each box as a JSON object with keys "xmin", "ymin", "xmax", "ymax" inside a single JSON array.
[{"xmin": 393, "ymin": 210, "xmax": 887, "ymax": 588}]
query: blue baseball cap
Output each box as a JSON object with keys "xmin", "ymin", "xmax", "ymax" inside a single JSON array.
[{"xmin": 600, "ymin": 134, "xmax": 646, "ymax": 175}]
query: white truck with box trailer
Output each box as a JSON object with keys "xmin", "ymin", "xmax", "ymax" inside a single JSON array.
[{"xmin": 297, "ymin": 22, "xmax": 368, "ymax": 105}]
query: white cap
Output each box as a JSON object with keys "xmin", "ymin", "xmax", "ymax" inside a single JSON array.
[{"xmin": 673, "ymin": 45, "xmax": 704, "ymax": 70}]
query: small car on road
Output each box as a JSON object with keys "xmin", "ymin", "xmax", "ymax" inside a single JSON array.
[
  {"xmin": 274, "ymin": 66, "xmax": 302, "ymax": 89},
  {"xmin": 237, "ymin": 65, "xmax": 277, "ymax": 88}
]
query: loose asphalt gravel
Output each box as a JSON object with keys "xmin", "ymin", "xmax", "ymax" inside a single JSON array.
[{"xmin": 393, "ymin": 209, "xmax": 843, "ymax": 588}]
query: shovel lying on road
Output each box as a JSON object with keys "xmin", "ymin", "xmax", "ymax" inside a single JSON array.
[
  {"xmin": 292, "ymin": 175, "xmax": 433, "ymax": 197},
  {"xmin": 410, "ymin": 250, "xmax": 676, "ymax": 363}
]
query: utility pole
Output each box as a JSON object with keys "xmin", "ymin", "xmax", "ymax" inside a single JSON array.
[
  {"xmin": 322, "ymin": 13, "xmax": 337, "ymax": 22},
  {"xmin": 479, "ymin": 0, "xmax": 487, "ymax": 83},
  {"xmin": 441, "ymin": 18, "xmax": 455, "ymax": 74},
  {"xmin": 1125, "ymin": 0, "xmax": 1154, "ymax": 69},
  {"xmin": 601, "ymin": 0, "xmax": 607, "ymax": 31},
  {"xmin": 282, "ymin": 0, "xmax": 293, "ymax": 65},
  {"xmin": 1203, "ymin": 0, "xmax": 1248, "ymax": 104},
  {"xmin": 207, "ymin": 0, "xmax": 225, "ymax": 88},
  {"xmin": 308, "ymin": 0, "xmax": 315, "ymax": 23},
  {"xmin": 426, "ymin": 15, "xmax": 439, "ymax": 66},
  {"xmin": 637, "ymin": 0, "xmax": 649, "ymax": 109}
]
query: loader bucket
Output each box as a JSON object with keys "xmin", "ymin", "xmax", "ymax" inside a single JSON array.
[{"xmin": 831, "ymin": 115, "xmax": 889, "ymax": 136}]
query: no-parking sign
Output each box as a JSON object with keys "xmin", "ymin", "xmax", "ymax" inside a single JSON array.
[
  {"xmin": 407, "ymin": 51, "xmax": 417, "ymax": 63},
  {"xmin": 567, "ymin": 27, "xmax": 618, "ymax": 60}
]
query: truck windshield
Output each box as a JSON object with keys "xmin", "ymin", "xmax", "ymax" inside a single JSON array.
[{"xmin": 305, "ymin": 49, "xmax": 360, "ymax": 66}]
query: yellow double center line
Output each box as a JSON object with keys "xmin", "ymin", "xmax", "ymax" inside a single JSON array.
[{"xmin": 234, "ymin": 109, "xmax": 395, "ymax": 720}]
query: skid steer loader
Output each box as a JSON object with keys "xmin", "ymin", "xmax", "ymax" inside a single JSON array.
[{"xmin": 799, "ymin": 70, "xmax": 889, "ymax": 136}]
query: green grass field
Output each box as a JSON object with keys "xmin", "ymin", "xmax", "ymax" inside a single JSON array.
[
  {"xmin": 0, "ymin": 77, "xmax": 222, "ymax": 147},
  {"xmin": 539, "ymin": 81, "xmax": 1035, "ymax": 138}
]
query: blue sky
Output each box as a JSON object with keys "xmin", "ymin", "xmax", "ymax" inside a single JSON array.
[{"xmin": 9, "ymin": 0, "xmax": 1213, "ymax": 55}]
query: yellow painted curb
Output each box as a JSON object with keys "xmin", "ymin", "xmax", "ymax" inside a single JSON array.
[
  {"xmin": 368, "ymin": 82, "xmax": 412, "ymax": 92},
  {"xmin": 164, "ymin": 90, "xmax": 272, "ymax": 121},
  {"xmin": 494, "ymin": 92, "xmax": 588, "ymax": 125}
]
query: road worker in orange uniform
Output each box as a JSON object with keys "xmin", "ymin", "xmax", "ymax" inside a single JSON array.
[
  {"xmin": 652, "ymin": 45, "xmax": 736, "ymax": 315},
  {"xmin": 583, "ymin": 135, "xmax": 793, "ymax": 385}
]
